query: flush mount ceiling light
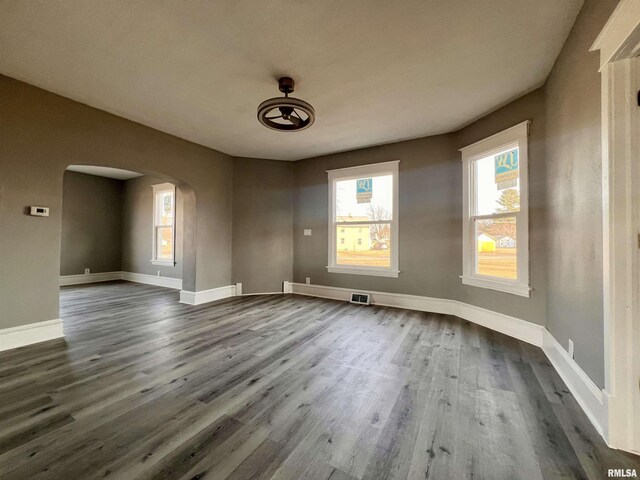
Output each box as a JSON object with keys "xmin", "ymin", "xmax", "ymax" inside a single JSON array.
[{"xmin": 257, "ymin": 77, "xmax": 315, "ymax": 132}]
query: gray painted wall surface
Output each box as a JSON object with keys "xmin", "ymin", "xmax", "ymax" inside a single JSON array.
[
  {"xmin": 292, "ymin": 111, "xmax": 546, "ymax": 327},
  {"xmin": 293, "ymin": 135, "xmax": 462, "ymax": 302},
  {"xmin": 232, "ymin": 158, "xmax": 294, "ymax": 294},
  {"xmin": 0, "ymin": 75, "xmax": 233, "ymax": 329},
  {"xmin": 121, "ymin": 176, "xmax": 184, "ymax": 280},
  {"xmin": 539, "ymin": 0, "xmax": 618, "ymax": 388},
  {"xmin": 60, "ymin": 171, "xmax": 124, "ymax": 276}
]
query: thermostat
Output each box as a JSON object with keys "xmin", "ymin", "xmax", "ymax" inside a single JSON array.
[{"xmin": 30, "ymin": 206, "xmax": 49, "ymax": 217}]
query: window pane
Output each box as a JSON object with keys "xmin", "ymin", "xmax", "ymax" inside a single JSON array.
[
  {"xmin": 336, "ymin": 223, "xmax": 390, "ymax": 268},
  {"xmin": 157, "ymin": 226, "xmax": 173, "ymax": 260},
  {"xmin": 476, "ymin": 217, "xmax": 517, "ymax": 279},
  {"xmin": 156, "ymin": 191, "xmax": 174, "ymax": 226},
  {"xmin": 336, "ymin": 175, "xmax": 393, "ymax": 222},
  {"xmin": 475, "ymin": 148, "xmax": 520, "ymax": 216}
]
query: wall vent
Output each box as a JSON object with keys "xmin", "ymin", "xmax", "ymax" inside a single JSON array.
[{"xmin": 350, "ymin": 292, "xmax": 370, "ymax": 305}]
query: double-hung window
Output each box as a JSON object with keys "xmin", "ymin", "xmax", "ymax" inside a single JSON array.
[
  {"xmin": 460, "ymin": 121, "xmax": 530, "ymax": 296},
  {"xmin": 327, "ymin": 161, "xmax": 399, "ymax": 277},
  {"xmin": 151, "ymin": 183, "xmax": 176, "ymax": 266}
]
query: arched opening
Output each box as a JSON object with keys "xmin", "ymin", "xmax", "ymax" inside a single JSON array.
[{"xmin": 58, "ymin": 165, "xmax": 197, "ymax": 319}]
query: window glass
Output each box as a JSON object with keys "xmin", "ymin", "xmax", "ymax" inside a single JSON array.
[
  {"xmin": 475, "ymin": 217, "xmax": 517, "ymax": 279},
  {"xmin": 152, "ymin": 185, "xmax": 175, "ymax": 263},
  {"xmin": 475, "ymin": 148, "xmax": 520, "ymax": 216},
  {"xmin": 335, "ymin": 175, "xmax": 393, "ymax": 221},
  {"xmin": 461, "ymin": 122, "xmax": 528, "ymax": 295},
  {"xmin": 156, "ymin": 191, "xmax": 174, "ymax": 226},
  {"xmin": 328, "ymin": 163, "xmax": 398, "ymax": 276},
  {"xmin": 335, "ymin": 224, "xmax": 391, "ymax": 268},
  {"xmin": 157, "ymin": 227, "xmax": 173, "ymax": 260}
]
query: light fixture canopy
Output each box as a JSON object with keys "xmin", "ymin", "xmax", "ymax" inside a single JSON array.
[{"xmin": 257, "ymin": 77, "xmax": 315, "ymax": 132}]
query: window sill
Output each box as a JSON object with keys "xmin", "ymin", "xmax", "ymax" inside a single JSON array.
[
  {"xmin": 150, "ymin": 260, "xmax": 174, "ymax": 267},
  {"xmin": 327, "ymin": 266, "xmax": 399, "ymax": 278},
  {"xmin": 461, "ymin": 275, "xmax": 530, "ymax": 297}
]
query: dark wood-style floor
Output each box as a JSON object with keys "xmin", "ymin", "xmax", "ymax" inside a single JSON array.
[{"xmin": 0, "ymin": 282, "xmax": 637, "ymax": 479}]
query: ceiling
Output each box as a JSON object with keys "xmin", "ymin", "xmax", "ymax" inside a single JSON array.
[
  {"xmin": 66, "ymin": 165, "xmax": 142, "ymax": 180},
  {"xmin": 0, "ymin": 1, "xmax": 583, "ymax": 161}
]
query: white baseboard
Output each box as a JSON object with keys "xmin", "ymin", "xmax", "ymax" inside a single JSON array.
[
  {"xmin": 179, "ymin": 285, "xmax": 237, "ymax": 305},
  {"xmin": 0, "ymin": 319, "xmax": 64, "ymax": 352},
  {"xmin": 291, "ymin": 283, "xmax": 544, "ymax": 346},
  {"xmin": 453, "ymin": 302, "xmax": 545, "ymax": 346},
  {"xmin": 59, "ymin": 271, "xmax": 123, "ymax": 286},
  {"xmin": 121, "ymin": 272, "xmax": 182, "ymax": 290},
  {"xmin": 542, "ymin": 330, "xmax": 608, "ymax": 438},
  {"xmin": 290, "ymin": 282, "xmax": 606, "ymax": 442},
  {"xmin": 240, "ymin": 292, "xmax": 284, "ymax": 296},
  {"xmin": 60, "ymin": 271, "xmax": 182, "ymax": 290}
]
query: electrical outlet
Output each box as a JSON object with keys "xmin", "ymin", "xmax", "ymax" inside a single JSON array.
[
  {"xmin": 157, "ymin": 270, "xmax": 161, "ymax": 277},
  {"xmin": 84, "ymin": 268, "xmax": 90, "ymax": 274},
  {"xmin": 305, "ymin": 277, "xmax": 311, "ymax": 285},
  {"xmin": 304, "ymin": 229, "xmax": 312, "ymax": 236},
  {"xmin": 568, "ymin": 339, "xmax": 574, "ymax": 359}
]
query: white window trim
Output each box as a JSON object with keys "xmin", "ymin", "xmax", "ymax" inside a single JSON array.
[
  {"xmin": 327, "ymin": 160, "xmax": 400, "ymax": 278},
  {"xmin": 460, "ymin": 121, "xmax": 531, "ymax": 297},
  {"xmin": 151, "ymin": 182, "xmax": 176, "ymax": 267}
]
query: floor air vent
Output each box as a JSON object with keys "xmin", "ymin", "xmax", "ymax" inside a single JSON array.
[{"xmin": 350, "ymin": 293, "xmax": 370, "ymax": 305}]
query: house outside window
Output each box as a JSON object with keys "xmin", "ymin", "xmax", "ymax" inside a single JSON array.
[
  {"xmin": 327, "ymin": 161, "xmax": 399, "ymax": 277},
  {"xmin": 460, "ymin": 121, "xmax": 530, "ymax": 296}
]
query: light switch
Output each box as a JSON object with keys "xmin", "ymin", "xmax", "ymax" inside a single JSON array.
[
  {"xmin": 29, "ymin": 206, "xmax": 49, "ymax": 217},
  {"xmin": 304, "ymin": 229, "xmax": 312, "ymax": 236}
]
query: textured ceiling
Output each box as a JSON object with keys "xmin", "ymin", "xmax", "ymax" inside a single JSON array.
[{"xmin": 0, "ymin": 1, "xmax": 583, "ymax": 160}]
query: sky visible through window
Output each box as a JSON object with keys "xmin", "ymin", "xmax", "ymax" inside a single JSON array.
[
  {"xmin": 336, "ymin": 174, "xmax": 393, "ymax": 219},
  {"xmin": 476, "ymin": 148, "xmax": 520, "ymax": 215}
]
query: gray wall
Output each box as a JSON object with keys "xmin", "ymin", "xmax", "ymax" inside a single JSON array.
[
  {"xmin": 121, "ymin": 176, "xmax": 184, "ymax": 280},
  {"xmin": 0, "ymin": 74, "xmax": 233, "ymax": 330},
  {"xmin": 60, "ymin": 171, "xmax": 124, "ymax": 276},
  {"xmin": 540, "ymin": 0, "xmax": 618, "ymax": 388},
  {"xmin": 293, "ymin": 134, "xmax": 462, "ymax": 301},
  {"xmin": 232, "ymin": 158, "xmax": 294, "ymax": 294},
  {"xmin": 292, "ymin": 99, "xmax": 547, "ymax": 327}
]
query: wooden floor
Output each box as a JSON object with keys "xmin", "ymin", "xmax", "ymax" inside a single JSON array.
[{"xmin": 0, "ymin": 282, "xmax": 637, "ymax": 479}]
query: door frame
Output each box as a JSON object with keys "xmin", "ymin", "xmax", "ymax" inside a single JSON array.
[{"xmin": 591, "ymin": 0, "xmax": 640, "ymax": 454}]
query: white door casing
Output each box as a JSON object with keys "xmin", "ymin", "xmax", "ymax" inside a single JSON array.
[{"xmin": 591, "ymin": 0, "xmax": 640, "ymax": 454}]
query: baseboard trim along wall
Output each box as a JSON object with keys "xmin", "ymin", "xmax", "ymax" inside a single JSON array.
[
  {"xmin": 541, "ymin": 329, "xmax": 608, "ymax": 439},
  {"xmin": 290, "ymin": 282, "xmax": 607, "ymax": 442},
  {"xmin": 59, "ymin": 271, "xmax": 123, "ymax": 286},
  {"xmin": 179, "ymin": 285, "xmax": 237, "ymax": 305},
  {"xmin": 291, "ymin": 282, "xmax": 544, "ymax": 345},
  {"xmin": 0, "ymin": 319, "xmax": 64, "ymax": 352},
  {"xmin": 60, "ymin": 271, "xmax": 182, "ymax": 290},
  {"xmin": 121, "ymin": 272, "xmax": 182, "ymax": 290}
]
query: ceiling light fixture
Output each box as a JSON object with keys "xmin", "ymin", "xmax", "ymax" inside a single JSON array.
[{"xmin": 257, "ymin": 77, "xmax": 315, "ymax": 132}]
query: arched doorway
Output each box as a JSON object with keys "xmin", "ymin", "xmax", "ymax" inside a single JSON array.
[{"xmin": 58, "ymin": 164, "xmax": 198, "ymax": 318}]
